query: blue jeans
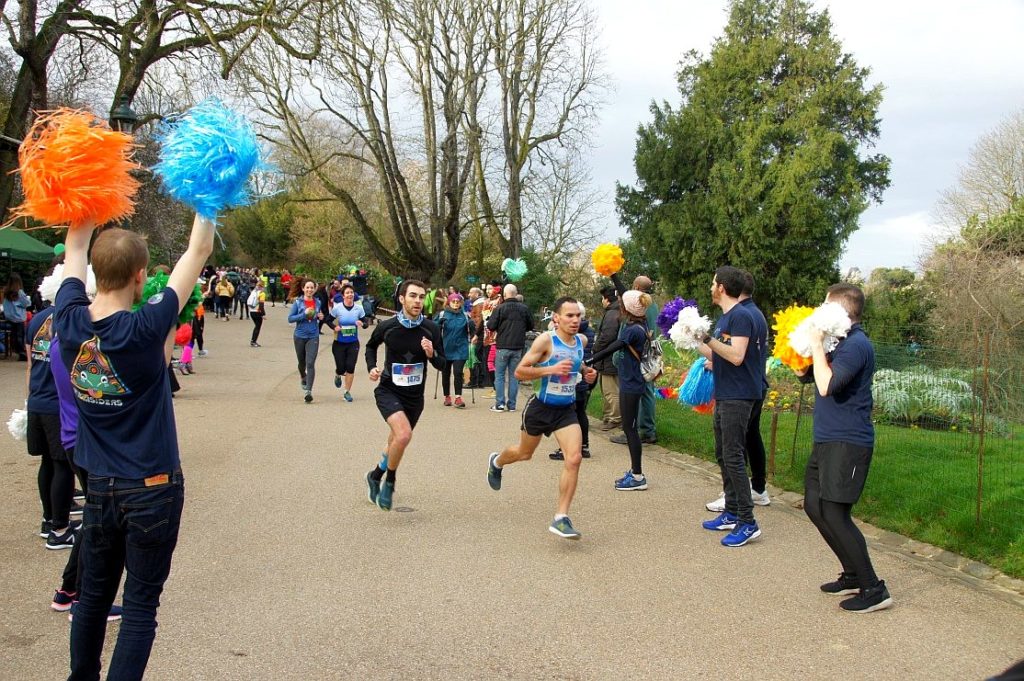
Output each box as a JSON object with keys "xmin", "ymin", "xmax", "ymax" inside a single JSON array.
[
  {"xmin": 493, "ymin": 348, "xmax": 523, "ymax": 409},
  {"xmin": 70, "ymin": 471, "xmax": 184, "ymax": 681},
  {"xmin": 713, "ymin": 400, "xmax": 755, "ymax": 525}
]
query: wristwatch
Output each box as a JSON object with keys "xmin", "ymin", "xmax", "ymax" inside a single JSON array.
[{"xmin": 701, "ymin": 334, "xmax": 713, "ymax": 344}]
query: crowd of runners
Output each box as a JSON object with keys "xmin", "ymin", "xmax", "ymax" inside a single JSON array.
[{"xmin": 13, "ymin": 223, "xmax": 899, "ymax": 678}]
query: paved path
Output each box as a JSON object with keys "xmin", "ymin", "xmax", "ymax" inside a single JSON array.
[{"xmin": 1, "ymin": 305, "xmax": 1022, "ymax": 680}]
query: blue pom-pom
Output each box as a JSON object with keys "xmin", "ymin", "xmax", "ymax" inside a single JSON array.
[
  {"xmin": 153, "ymin": 99, "xmax": 266, "ymax": 219},
  {"xmin": 678, "ymin": 357, "xmax": 715, "ymax": 406}
]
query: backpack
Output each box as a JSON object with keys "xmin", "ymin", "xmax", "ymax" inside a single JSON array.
[
  {"xmin": 247, "ymin": 289, "xmax": 261, "ymax": 310},
  {"xmin": 626, "ymin": 330, "xmax": 664, "ymax": 382}
]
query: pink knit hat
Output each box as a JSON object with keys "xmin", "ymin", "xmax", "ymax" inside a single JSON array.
[{"xmin": 622, "ymin": 290, "xmax": 648, "ymax": 317}]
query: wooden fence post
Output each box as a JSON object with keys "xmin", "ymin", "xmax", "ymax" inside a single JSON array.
[{"xmin": 976, "ymin": 331, "xmax": 991, "ymax": 526}]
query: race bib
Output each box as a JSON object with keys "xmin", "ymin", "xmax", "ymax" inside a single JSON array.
[
  {"xmin": 339, "ymin": 325, "xmax": 357, "ymax": 338},
  {"xmin": 391, "ymin": 362, "xmax": 424, "ymax": 387},
  {"xmin": 545, "ymin": 372, "xmax": 578, "ymax": 398}
]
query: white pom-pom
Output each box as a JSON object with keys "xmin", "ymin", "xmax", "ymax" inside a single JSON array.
[
  {"xmin": 670, "ymin": 306, "xmax": 712, "ymax": 350},
  {"xmin": 7, "ymin": 408, "xmax": 27, "ymax": 441},
  {"xmin": 789, "ymin": 302, "xmax": 852, "ymax": 357},
  {"xmin": 38, "ymin": 264, "xmax": 96, "ymax": 303}
]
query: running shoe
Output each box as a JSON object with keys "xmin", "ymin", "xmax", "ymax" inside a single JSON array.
[
  {"xmin": 444, "ymin": 396, "xmax": 452, "ymax": 407},
  {"xmin": 839, "ymin": 581, "xmax": 893, "ymax": 613},
  {"xmin": 344, "ymin": 391, "xmax": 353, "ymax": 403},
  {"xmin": 304, "ymin": 391, "xmax": 313, "ymax": 403},
  {"xmin": 487, "ymin": 452, "xmax": 502, "ymax": 490},
  {"xmin": 820, "ymin": 572, "xmax": 861, "ymax": 596},
  {"xmin": 46, "ymin": 528, "xmax": 76, "ymax": 550},
  {"xmin": 549, "ymin": 449, "xmax": 564, "ymax": 460},
  {"xmin": 705, "ymin": 492, "xmax": 726, "ymax": 513},
  {"xmin": 250, "ymin": 342, "xmax": 260, "ymax": 348},
  {"xmin": 549, "ymin": 516, "xmax": 581, "ymax": 540},
  {"xmin": 39, "ymin": 520, "xmax": 52, "ymax": 539},
  {"xmin": 68, "ymin": 602, "xmax": 123, "ymax": 623},
  {"xmin": 334, "ymin": 375, "xmax": 342, "ymax": 388},
  {"xmin": 614, "ymin": 471, "xmax": 648, "ymax": 491},
  {"xmin": 751, "ymin": 488, "xmax": 772, "ymax": 506},
  {"xmin": 702, "ymin": 511, "xmax": 739, "ymax": 531},
  {"xmin": 721, "ymin": 521, "xmax": 761, "ymax": 547},
  {"xmin": 581, "ymin": 445, "xmax": 591, "ymax": 459},
  {"xmin": 52, "ymin": 590, "xmax": 76, "ymax": 612},
  {"xmin": 69, "ymin": 502, "xmax": 84, "ymax": 517},
  {"xmin": 198, "ymin": 350, "xmax": 208, "ymax": 356},
  {"xmin": 377, "ymin": 481, "xmax": 394, "ymax": 511},
  {"xmin": 365, "ymin": 471, "xmax": 380, "ymax": 505},
  {"xmin": 489, "ymin": 404, "xmax": 505, "ymax": 412},
  {"xmin": 454, "ymin": 397, "xmax": 465, "ymax": 409}
]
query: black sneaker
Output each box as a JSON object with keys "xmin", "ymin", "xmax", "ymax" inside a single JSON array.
[
  {"xmin": 581, "ymin": 445, "xmax": 591, "ymax": 459},
  {"xmin": 820, "ymin": 572, "xmax": 860, "ymax": 596},
  {"xmin": 39, "ymin": 520, "xmax": 52, "ymax": 538},
  {"xmin": 839, "ymin": 580, "xmax": 893, "ymax": 613},
  {"xmin": 46, "ymin": 527, "xmax": 77, "ymax": 550},
  {"xmin": 549, "ymin": 449, "xmax": 564, "ymax": 460},
  {"xmin": 304, "ymin": 391, "xmax": 313, "ymax": 403}
]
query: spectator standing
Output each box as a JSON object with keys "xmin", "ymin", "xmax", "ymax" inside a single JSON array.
[
  {"xmin": 592, "ymin": 287, "xmax": 621, "ymax": 431},
  {"xmin": 3, "ymin": 273, "xmax": 31, "ymax": 361},
  {"xmin": 486, "ymin": 284, "xmax": 534, "ymax": 412}
]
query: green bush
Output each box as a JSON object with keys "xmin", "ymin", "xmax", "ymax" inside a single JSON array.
[{"xmin": 872, "ymin": 366, "xmax": 1009, "ymax": 436}]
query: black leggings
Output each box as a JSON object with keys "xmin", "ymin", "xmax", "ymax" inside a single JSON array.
[
  {"xmin": 191, "ymin": 317, "xmax": 204, "ymax": 351},
  {"xmin": 38, "ymin": 454, "xmax": 75, "ymax": 529},
  {"xmin": 251, "ymin": 312, "xmax": 264, "ymax": 343},
  {"xmin": 620, "ymin": 391, "xmax": 643, "ymax": 475},
  {"xmin": 575, "ymin": 390, "xmax": 591, "ymax": 448},
  {"xmin": 332, "ymin": 341, "xmax": 360, "ymax": 376},
  {"xmin": 746, "ymin": 399, "xmax": 767, "ymax": 493},
  {"xmin": 442, "ymin": 359, "xmax": 466, "ymax": 396},
  {"xmin": 804, "ymin": 479, "xmax": 878, "ymax": 590},
  {"xmin": 60, "ymin": 450, "xmax": 88, "ymax": 593}
]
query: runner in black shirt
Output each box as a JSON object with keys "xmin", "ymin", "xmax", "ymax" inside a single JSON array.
[{"xmin": 363, "ymin": 280, "xmax": 445, "ymax": 510}]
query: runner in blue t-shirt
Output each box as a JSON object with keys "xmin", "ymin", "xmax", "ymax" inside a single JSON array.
[
  {"xmin": 486, "ymin": 296, "xmax": 598, "ymax": 540},
  {"xmin": 697, "ymin": 266, "xmax": 765, "ymax": 548},
  {"xmin": 796, "ymin": 283, "xmax": 892, "ymax": 613},
  {"xmin": 329, "ymin": 283, "xmax": 367, "ymax": 402},
  {"xmin": 53, "ymin": 214, "xmax": 216, "ymax": 679}
]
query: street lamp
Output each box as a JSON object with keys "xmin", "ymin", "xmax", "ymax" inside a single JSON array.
[{"xmin": 108, "ymin": 94, "xmax": 138, "ymax": 134}]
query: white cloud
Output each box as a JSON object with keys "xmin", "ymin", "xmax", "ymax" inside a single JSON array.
[{"xmin": 839, "ymin": 211, "xmax": 941, "ymax": 273}]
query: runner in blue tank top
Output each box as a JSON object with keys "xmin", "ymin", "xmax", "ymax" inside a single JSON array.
[{"xmin": 486, "ymin": 296, "xmax": 598, "ymax": 539}]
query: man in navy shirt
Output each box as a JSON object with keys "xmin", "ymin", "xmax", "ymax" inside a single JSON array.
[
  {"xmin": 54, "ymin": 214, "xmax": 215, "ymax": 679},
  {"xmin": 797, "ymin": 283, "xmax": 892, "ymax": 613},
  {"xmin": 697, "ymin": 266, "xmax": 766, "ymax": 547}
]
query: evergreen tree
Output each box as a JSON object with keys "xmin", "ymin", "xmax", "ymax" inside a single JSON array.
[{"xmin": 616, "ymin": 0, "xmax": 890, "ymax": 316}]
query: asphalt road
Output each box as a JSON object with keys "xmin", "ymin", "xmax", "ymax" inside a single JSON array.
[{"xmin": 1, "ymin": 304, "xmax": 1021, "ymax": 680}]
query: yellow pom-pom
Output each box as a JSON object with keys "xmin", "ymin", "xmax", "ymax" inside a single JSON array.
[
  {"xmin": 772, "ymin": 304, "xmax": 815, "ymax": 372},
  {"xmin": 9, "ymin": 109, "xmax": 140, "ymax": 228},
  {"xmin": 592, "ymin": 243, "xmax": 625, "ymax": 277}
]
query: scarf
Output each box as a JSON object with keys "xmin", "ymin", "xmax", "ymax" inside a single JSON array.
[{"xmin": 397, "ymin": 309, "xmax": 424, "ymax": 328}]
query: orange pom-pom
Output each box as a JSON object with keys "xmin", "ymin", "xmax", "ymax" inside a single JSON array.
[
  {"xmin": 9, "ymin": 109, "xmax": 140, "ymax": 228},
  {"xmin": 772, "ymin": 304, "xmax": 814, "ymax": 372},
  {"xmin": 592, "ymin": 243, "xmax": 625, "ymax": 277}
]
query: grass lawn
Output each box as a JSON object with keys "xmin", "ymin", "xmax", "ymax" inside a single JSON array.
[{"xmin": 587, "ymin": 390, "xmax": 1024, "ymax": 578}]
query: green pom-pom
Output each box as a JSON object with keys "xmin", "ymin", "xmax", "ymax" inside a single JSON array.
[
  {"xmin": 502, "ymin": 257, "xmax": 528, "ymax": 282},
  {"xmin": 132, "ymin": 272, "xmax": 203, "ymax": 325}
]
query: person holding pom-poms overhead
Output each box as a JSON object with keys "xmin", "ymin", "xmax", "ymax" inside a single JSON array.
[
  {"xmin": 694, "ymin": 266, "xmax": 767, "ymax": 548},
  {"xmin": 51, "ymin": 99, "xmax": 263, "ymax": 678},
  {"xmin": 793, "ymin": 283, "xmax": 892, "ymax": 614}
]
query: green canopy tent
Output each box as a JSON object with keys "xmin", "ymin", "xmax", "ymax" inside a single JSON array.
[{"xmin": 0, "ymin": 228, "xmax": 53, "ymax": 262}]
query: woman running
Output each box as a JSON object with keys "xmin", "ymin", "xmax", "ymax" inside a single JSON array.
[
  {"xmin": 288, "ymin": 279, "xmax": 323, "ymax": 403},
  {"xmin": 330, "ymin": 283, "xmax": 367, "ymax": 402},
  {"xmin": 436, "ymin": 292, "xmax": 473, "ymax": 408}
]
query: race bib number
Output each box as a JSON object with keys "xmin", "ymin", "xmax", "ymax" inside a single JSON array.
[
  {"xmin": 391, "ymin": 362, "xmax": 424, "ymax": 387},
  {"xmin": 545, "ymin": 372, "xmax": 578, "ymax": 398},
  {"xmin": 339, "ymin": 325, "xmax": 357, "ymax": 338}
]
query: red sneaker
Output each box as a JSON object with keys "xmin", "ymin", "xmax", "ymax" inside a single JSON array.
[
  {"xmin": 443, "ymin": 396, "xmax": 453, "ymax": 407},
  {"xmin": 454, "ymin": 396, "xmax": 466, "ymax": 409}
]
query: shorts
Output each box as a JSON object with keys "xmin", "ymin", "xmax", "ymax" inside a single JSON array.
[
  {"xmin": 27, "ymin": 411, "xmax": 65, "ymax": 460},
  {"xmin": 805, "ymin": 441, "xmax": 873, "ymax": 504},
  {"xmin": 521, "ymin": 395, "xmax": 579, "ymax": 438},
  {"xmin": 332, "ymin": 341, "xmax": 360, "ymax": 375},
  {"xmin": 374, "ymin": 385, "xmax": 424, "ymax": 429}
]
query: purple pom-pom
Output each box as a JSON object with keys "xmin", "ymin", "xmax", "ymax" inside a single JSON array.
[{"xmin": 657, "ymin": 297, "xmax": 697, "ymax": 337}]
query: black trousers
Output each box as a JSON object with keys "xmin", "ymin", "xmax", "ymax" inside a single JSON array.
[
  {"xmin": 620, "ymin": 391, "xmax": 643, "ymax": 474},
  {"xmin": 442, "ymin": 359, "xmax": 466, "ymax": 396},
  {"xmin": 251, "ymin": 312, "xmax": 264, "ymax": 343}
]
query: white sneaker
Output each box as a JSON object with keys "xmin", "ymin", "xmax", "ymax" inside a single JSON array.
[
  {"xmin": 751, "ymin": 488, "xmax": 771, "ymax": 506},
  {"xmin": 705, "ymin": 492, "xmax": 726, "ymax": 513}
]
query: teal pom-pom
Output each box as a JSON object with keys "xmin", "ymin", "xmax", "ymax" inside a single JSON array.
[
  {"xmin": 502, "ymin": 257, "xmax": 528, "ymax": 282},
  {"xmin": 132, "ymin": 272, "xmax": 203, "ymax": 325},
  {"xmin": 153, "ymin": 99, "xmax": 267, "ymax": 219}
]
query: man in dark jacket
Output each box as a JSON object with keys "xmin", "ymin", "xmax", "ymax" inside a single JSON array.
[
  {"xmin": 486, "ymin": 283, "xmax": 534, "ymax": 412},
  {"xmin": 592, "ymin": 287, "xmax": 621, "ymax": 431}
]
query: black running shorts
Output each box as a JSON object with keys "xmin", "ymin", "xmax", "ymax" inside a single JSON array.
[
  {"xmin": 374, "ymin": 385, "xmax": 424, "ymax": 429},
  {"xmin": 27, "ymin": 411, "xmax": 65, "ymax": 461},
  {"xmin": 805, "ymin": 441, "xmax": 873, "ymax": 505},
  {"xmin": 332, "ymin": 341, "xmax": 360, "ymax": 375},
  {"xmin": 521, "ymin": 395, "xmax": 579, "ymax": 438}
]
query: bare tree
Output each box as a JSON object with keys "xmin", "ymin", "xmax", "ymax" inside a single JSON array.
[{"xmin": 521, "ymin": 148, "xmax": 603, "ymax": 263}]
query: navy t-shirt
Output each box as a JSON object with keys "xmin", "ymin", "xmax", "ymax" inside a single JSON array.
[
  {"xmin": 740, "ymin": 298, "xmax": 769, "ymax": 399},
  {"xmin": 54, "ymin": 278, "xmax": 181, "ymax": 478},
  {"xmin": 26, "ymin": 307, "xmax": 59, "ymax": 415},
  {"xmin": 618, "ymin": 323, "xmax": 648, "ymax": 395},
  {"xmin": 811, "ymin": 325, "xmax": 875, "ymax": 448},
  {"xmin": 711, "ymin": 304, "xmax": 763, "ymax": 400}
]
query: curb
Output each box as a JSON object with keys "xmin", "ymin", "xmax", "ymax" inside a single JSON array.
[{"xmin": 600, "ymin": 431, "xmax": 1024, "ymax": 610}]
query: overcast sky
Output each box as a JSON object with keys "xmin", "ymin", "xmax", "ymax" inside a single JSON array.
[{"xmin": 587, "ymin": 0, "xmax": 1024, "ymax": 274}]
